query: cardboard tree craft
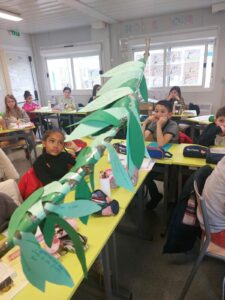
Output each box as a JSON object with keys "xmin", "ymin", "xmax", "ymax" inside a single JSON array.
[{"xmin": 0, "ymin": 42, "xmax": 150, "ymax": 291}]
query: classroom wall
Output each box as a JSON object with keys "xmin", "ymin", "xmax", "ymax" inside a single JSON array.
[
  {"xmin": 0, "ymin": 29, "xmax": 36, "ymax": 111},
  {"xmin": 30, "ymin": 7, "xmax": 225, "ymax": 112}
]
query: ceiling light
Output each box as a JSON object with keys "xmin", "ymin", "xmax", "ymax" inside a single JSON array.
[{"xmin": 0, "ymin": 9, "xmax": 22, "ymax": 21}]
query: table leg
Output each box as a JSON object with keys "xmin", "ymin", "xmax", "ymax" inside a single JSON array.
[
  {"xmin": 101, "ymin": 234, "xmax": 132, "ymax": 300},
  {"xmin": 161, "ymin": 165, "xmax": 169, "ymax": 236}
]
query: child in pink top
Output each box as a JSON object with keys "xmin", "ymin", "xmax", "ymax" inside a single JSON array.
[{"xmin": 22, "ymin": 90, "xmax": 48, "ymax": 134}]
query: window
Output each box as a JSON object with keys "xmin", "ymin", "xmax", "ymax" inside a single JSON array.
[
  {"xmin": 73, "ymin": 55, "xmax": 101, "ymax": 89},
  {"xmin": 46, "ymin": 55, "xmax": 101, "ymax": 92},
  {"xmin": 47, "ymin": 58, "xmax": 73, "ymax": 90},
  {"xmin": 134, "ymin": 50, "xmax": 164, "ymax": 88},
  {"xmin": 134, "ymin": 40, "xmax": 215, "ymax": 90}
]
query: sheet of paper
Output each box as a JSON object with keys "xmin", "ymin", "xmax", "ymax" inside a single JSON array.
[
  {"xmin": 141, "ymin": 158, "xmax": 155, "ymax": 171},
  {"xmin": 42, "ymin": 181, "xmax": 63, "ymax": 197}
]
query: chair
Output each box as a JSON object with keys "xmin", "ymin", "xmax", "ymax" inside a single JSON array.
[{"xmin": 179, "ymin": 166, "xmax": 225, "ymax": 300}]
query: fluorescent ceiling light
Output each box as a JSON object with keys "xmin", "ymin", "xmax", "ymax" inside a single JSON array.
[{"xmin": 0, "ymin": 10, "xmax": 22, "ymax": 21}]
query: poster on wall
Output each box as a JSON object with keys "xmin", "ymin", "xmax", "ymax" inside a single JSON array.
[{"xmin": 6, "ymin": 52, "xmax": 35, "ymax": 103}]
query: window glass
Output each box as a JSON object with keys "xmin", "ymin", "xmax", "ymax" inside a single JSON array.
[
  {"xmin": 166, "ymin": 45, "xmax": 205, "ymax": 87},
  {"xmin": 134, "ymin": 49, "xmax": 164, "ymax": 88},
  {"xmin": 205, "ymin": 42, "xmax": 214, "ymax": 88},
  {"xmin": 73, "ymin": 55, "xmax": 101, "ymax": 89},
  {"xmin": 47, "ymin": 58, "xmax": 73, "ymax": 91}
]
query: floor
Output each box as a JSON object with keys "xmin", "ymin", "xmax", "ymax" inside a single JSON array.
[{"xmin": 9, "ymin": 147, "xmax": 225, "ymax": 300}]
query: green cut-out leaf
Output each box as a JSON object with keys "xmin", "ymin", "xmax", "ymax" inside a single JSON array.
[
  {"xmin": 8, "ymin": 188, "xmax": 44, "ymax": 245},
  {"xmin": 105, "ymin": 143, "xmax": 134, "ymax": 192},
  {"xmin": 139, "ymin": 75, "xmax": 148, "ymax": 102},
  {"xmin": 45, "ymin": 214, "xmax": 88, "ymax": 277},
  {"xmin": 75, "ymin": 178, "xmax": 92, "ymax": 225},
  {"xmin": 42, "ymin": 181, "xmax": 63, "ymax": 197},
  {"xmin": 127, "ymin": 110, "xmax": 145, "ymax": 169},
  {"xmin": 15, "ymin": 232, "xmax": 73, "ymax": 291},
  {"xmin": 45, "ymin": 200, "xmax": 101, "ymax": 218},
  {"xmin": 98, "ymin": 69, "xmax": 143, "ymax": 95},
  {"xmin": 40, "ymin": 218, "xmax": 56, "ymax": 248},
  {"xmin": 70, "ymin": 147, "xmax": 93, "ymax": 171},
  {"xmin": 102, "ymin": 60, "xmax": 145, "ymax": 77},
  {"xmin": 66, "ymin": 121, "xmax": 111, "ymax": 140},
  {"xmin": 78, "ymin": 110, "xmax": 120, "ymax": 127},
  {"xmin": 79, "ymin": 87, "xmax": 133, "ymax": 113}
]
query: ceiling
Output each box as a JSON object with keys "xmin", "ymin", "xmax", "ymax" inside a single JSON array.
[{"xmin": 0, "ymin": 0, "xmax": 224, "ymax": 34}]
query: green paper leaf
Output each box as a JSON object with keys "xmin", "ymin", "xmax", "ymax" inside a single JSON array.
[
  {"xmin": 75, "ymin": 178, "xmax": 92, "ymax": 225},
  {"xmin": 80, "ymin": 87, "xmax": 133, "ymax": 113},
  {"xmin": 98, "ymin": 69, "xmax": 143, "ymax": 95},
  {"xmin": 45, "ymin": 200, "xmax": 101, "ymax": 218},
  {"xmin": 105, "ymin": 143, "xmax": 134, "ymax": 192},
  {"xmin": 8, "ymin": 188, "xmax": 44, "ymax": 245},
  {"xmin": 42, "ymin": 181, "xmax": 63, "ymax": 197},
  {"xmin": 102, "ymin": 60, "xmax": 145, "ymax": 77},
  {"xmin": 15, "ymin": 232, "xmax": 74, "ymax": 291},
  {"xmin": 127, "ymin": 110, "xmax": 145, "ymax": 169},
  {"xmin": 71, "ymin": 147, "xmax": 95, "ymax": 171},
  {"xmin": 139, "ymin": 75, "xmax": 148, "ymax": 102},
  {"xmin": 66, "ymin": 121, "xmax": 111, "ymax": 140},
  {"xmin": 46, "ymin": 214, "xmax": 87, "ymax": 277},
  {"xmin": 40, "ymin": 218, "xmax": 56, "ymax": 248},
  {"xmin": 78, "ymin": 110, "xmax": 120, "ymax": 127}
]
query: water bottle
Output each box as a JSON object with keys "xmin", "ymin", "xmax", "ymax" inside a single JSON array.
[{"xmin": 48, "ymin": 99, "xmax": 51, "ymax": 110}]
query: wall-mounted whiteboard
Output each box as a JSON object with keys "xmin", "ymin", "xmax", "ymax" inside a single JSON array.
[{"xmin": 6, "ymin": 52, "xmax": 35, "ymax": 103}]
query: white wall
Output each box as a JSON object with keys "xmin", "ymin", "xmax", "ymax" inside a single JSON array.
[
  {"xmin": 30, "ymin": 7, "xmax": 225, "ymax": 112},
  {"xmin": 109, "ymin": 8, "xmax": 225, "ymax": 114}
]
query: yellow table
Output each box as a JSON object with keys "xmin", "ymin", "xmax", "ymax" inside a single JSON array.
[
  {"xmin": 29, "ymin": 108, "xmax": 87, "ymax": 135},
  {"xmin": 11, "ymin": 146, "xmax": 149, "ymax": 300}
]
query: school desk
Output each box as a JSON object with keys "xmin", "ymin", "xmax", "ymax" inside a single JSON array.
[
  {"xmin": 11, "ymin": 150, "xmax": 152, "ymax": 300},
  {"xmin": 29, "ymin": 108, "xmax": 87, "ymax": 135},
  {"xmin": 184, "ymin": 115, "xmax": 213, "ymax": 140},
  {"xmin": 0, "ymin": 125, "xmax": 37, "ymax": 164}
]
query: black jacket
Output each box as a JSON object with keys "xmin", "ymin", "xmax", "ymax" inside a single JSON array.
[{"xmin": 197, "ymin": 123, "xmax": 222, "ymax": 146}]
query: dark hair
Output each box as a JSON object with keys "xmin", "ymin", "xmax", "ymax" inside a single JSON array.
[
  {"xmin": 156, "ymin": 100, "xmax": 173, "ymax": 112},
  {"xmin": 42, "ymin": 129, "xmax": 65, "ymax": 141},
  {"xmin": 216, "ymin": 106, "xmax": 225, "ymax": 119},
  {"xmin": 24, "ymin": 90, "xmax": 32, "ymax": 100},
  {"xmin": 63, "ymin": 87, "xmax": 71, "ymax": 93},
  {"xmin": 169, "ymin": 86, "xmax": 182, "ymax": 98},
  {"xmin": 4, "ymin": 94, "xmax": 21, "ymax": 117},
  {"xmin": 92, "ymin": 84, "xmax": 101, "ymax": 97}
]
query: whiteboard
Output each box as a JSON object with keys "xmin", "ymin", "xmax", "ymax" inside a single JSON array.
[{"xmin": 6, "ymin": 52, "xmax": 35, "ymax": 103}]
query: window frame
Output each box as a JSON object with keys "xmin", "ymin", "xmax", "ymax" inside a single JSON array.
[
  {"xmin": 42, "ymin": 46, "xmax": 102, "ymax": 96},
  {"xmin": 131, "ymin": 36, "xmax": 216, "ymax": 93}
]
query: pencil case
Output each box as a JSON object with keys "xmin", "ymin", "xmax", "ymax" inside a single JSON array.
[
  {"xmin": 206, "ymin": 153, "xmax": 225, "ymax": 164},
  {"xmin": 146, "ymin": 146, "xmax": 172, "ymax": 159},
  {"xmin": 183, "ymin": 145, "xmax": 209, "ymax": 158},
  {"xmin": 113, "ymin": 143, "xmax": 127, "ymax": 155}
]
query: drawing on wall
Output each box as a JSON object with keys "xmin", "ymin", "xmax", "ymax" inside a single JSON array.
[
  {"xmin": 171, "ymin": 14, "xmax": 193, "ymax": 27},
  {"xmin": 6, "ymin": 52, "xmax": 35, "ymax": 102}
]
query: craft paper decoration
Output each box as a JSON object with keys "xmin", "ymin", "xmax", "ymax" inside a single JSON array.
[{"xmin": 0, "ymin": 40, "xmax": 150, "ymax": 292}]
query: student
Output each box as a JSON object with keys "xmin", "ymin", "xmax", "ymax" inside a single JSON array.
[
  {"xmin": 3, "ymin": 94, "xmax": 34, "ymax": 158},
  {"xmin": 88, "ymin": 84, "xmax": 101, "ymax": 103},
  {"xmin": 0, "ymin": 148, "xmax": 23, "ymax": 205},
  {"xmin": 197, "ymin": 106, "xmax": 225, "ymax": 146},
  {"xmin": 59, "ymin": 87, "xmax": 78, "ymax": 134},
  {"xmin": 33, "ymin": 129, "xmax": 75, "ymax": 185},
  {"xmin": 22, "ymin": 90, "xmax": 49, "ymax": 134},
  {"xmin": 167, "ymin": 86, "xmax": 186, "ymax": 111},
  {"xmin": 59, "ymin": 87, "xmax": 78, "ymax": 111},
  {"xmin": 4, "ymin": 94, "xmax": 30, "ymax": 128},
  {"xmin": 142, "ymin": 100, "xmax": 179, "ymax": 209},
  {"xmin": 197, "ymin": 156, "xmax": 225, "ymax": 248},
  {"xmin": 0, "ymin": 192, "xmax": 18, "ymax": 232}
]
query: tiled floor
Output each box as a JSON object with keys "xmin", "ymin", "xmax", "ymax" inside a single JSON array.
[{"xmin": 8, "ymin": 147, "xmax": 225, "ymax": 300}]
